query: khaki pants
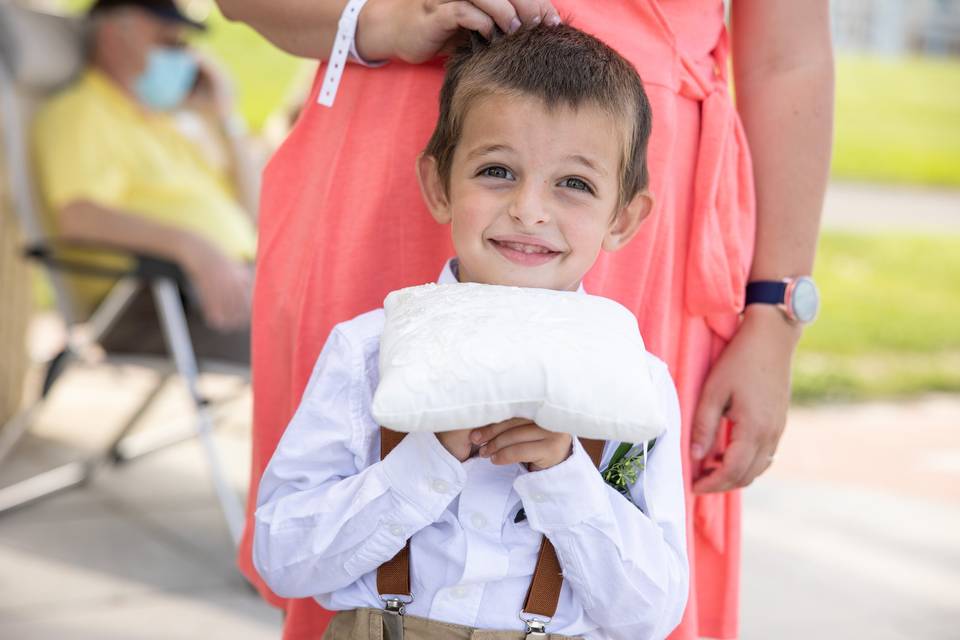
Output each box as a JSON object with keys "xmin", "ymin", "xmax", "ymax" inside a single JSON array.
[{"xmin": 323, "ymin": 608, "xmax": 583, "ymax": 640}]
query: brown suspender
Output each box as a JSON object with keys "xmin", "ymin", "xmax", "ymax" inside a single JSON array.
[
  {"xmin": 376, "ymin": 427, "xmax": 413, "ymax": 597},
  {"xmin": 376, "ymin": 426, "xmax": 605, "ymax": 621}
]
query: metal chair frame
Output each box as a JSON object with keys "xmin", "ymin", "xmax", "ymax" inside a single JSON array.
[{"xmin": 0, "ymin": 4, "xmax": 245, "ymax": 545}]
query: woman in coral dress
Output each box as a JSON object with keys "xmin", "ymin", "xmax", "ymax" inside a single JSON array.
[{"xmin": 215, "ymin": 1, "xmax": 833, "ymax": 638}]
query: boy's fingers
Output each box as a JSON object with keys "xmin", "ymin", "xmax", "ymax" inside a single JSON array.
[
  {"xmin": 488, "ymin": 441, "xmax": 544, "ymax": 466},
  {"xmin": 478, "ymin": 424, "xmax": 545, "ymax": 456},
  {"xmin": 470, "ymin": 417, "xmax": 533, "ymax": 443}
]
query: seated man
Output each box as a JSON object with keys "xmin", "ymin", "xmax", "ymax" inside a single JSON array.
[{"xmin": 32, "ymin": 0, "xmax": 258, "ymax": 363}]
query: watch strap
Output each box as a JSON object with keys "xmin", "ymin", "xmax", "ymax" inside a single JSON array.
[{"xmin": 745, "ymin": 280, "xmax": 787, "ymax": 307}]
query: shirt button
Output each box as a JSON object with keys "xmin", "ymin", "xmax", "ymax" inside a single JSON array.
[
  {"xmin": 431, "ymin": 479, "xmax": 450, "ymax": 494},
  {"xmin": 388, "ymin": 524, "xmax": 404, "ymax": 537},
  {"xmin": 451, "ymin": 586, "xmax": 468, "ymax": 599},
  {"xmin": 470, "ymin": 513, "xmax": 488, "ymax": 529},
  {"xmin": 532, "ymin": 492, "xmax": 548, "ymax": 503}
]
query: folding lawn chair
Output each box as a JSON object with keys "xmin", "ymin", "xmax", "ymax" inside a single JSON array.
[{"xmin": 0, "ymin": 2, "xmax": 246, "ymax": 545}]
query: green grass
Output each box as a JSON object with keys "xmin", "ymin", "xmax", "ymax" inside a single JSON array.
[
  {"xmin": 792, "ymin": 231, "xmax": 960, "ymax": 402},
  {"xmin": 833, "ymin": 55, "xmax": 960, "ymax": 187}
]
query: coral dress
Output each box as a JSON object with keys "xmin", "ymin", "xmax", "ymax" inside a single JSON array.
[{"xmin": 240, "ymin": 1, "xmax": 756, "ymax": 638}]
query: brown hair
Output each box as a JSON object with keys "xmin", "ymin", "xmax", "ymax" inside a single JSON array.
[{"xmin": 424, "ymin": 24, "xmax": 652, "ymax": 207}]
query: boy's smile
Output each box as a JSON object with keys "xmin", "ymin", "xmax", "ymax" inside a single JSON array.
[
  {"xmin": 488, "ymin": 234, "xmax": 562, "ymax": 267},
  {"xmin": 418, "ymin": 92, "xmax": 651, "ymax": 291}
]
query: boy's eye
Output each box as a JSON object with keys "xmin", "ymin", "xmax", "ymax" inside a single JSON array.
[
  {"xmin": 479, "ymin": 166, "xmax": 514, "ymax": 180},
  {"xmin": 559, "ymin": 177, "xmax": 593, "ymax": 194}
]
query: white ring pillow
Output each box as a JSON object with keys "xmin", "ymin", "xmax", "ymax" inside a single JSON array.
[{"xmin": 372, "ymin": 283, "xmax": 667, "ymax": 443}]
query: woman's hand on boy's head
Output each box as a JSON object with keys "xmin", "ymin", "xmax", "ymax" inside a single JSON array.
[
  {"xmin": 471, "ymin": 418, "xmax": 572, "ymax": 471},
  {"xmin": 358, "ymin": 0, "xmax": 561, "ymax": 64}
]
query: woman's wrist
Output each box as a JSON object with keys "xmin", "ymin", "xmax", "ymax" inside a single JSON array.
[
  {"xmin": 355, "ymin": 0, "xmax": 397, "ymax": 62},
  {"xmin": 741, "ymin": 303, "xmax": 804, "ymax": 348}
]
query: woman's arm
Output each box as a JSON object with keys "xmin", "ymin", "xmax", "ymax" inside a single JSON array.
[
  {"xmin": 214, "ymin": 0, "xmax": 559, "ymax": 61},
  {"xmin": 691, "ymin": 0, "xmax": 834, "ymax": 492}
]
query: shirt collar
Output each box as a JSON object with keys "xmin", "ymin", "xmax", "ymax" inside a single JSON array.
[
  {"xmin": 84, "ymin": 67, "xmax": 174, "ymax": 125},
  {"xmin": 436, "ymin": 258, "xmax": 586, "ymax": 294}
]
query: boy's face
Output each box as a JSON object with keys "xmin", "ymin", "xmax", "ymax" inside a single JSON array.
[{"xmin": 418, "ymin": 93, "xmax": 652, "ymax": 291}]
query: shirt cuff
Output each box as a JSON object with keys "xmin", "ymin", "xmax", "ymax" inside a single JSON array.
[
  {"xmin": 513, "ymin": 438, "xmax": 611, "ymax": 532},
  {"xmin": 379, "ymin": 431, "xmax": 467, "ymax": 523}
]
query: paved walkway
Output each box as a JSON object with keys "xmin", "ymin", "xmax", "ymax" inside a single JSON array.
[
  {"xmin": 822, "ymin": 182, "xmax": 960, "ymax": 231},
  {"xmin": 1, "ymin": 331, "xmax": 958, "ymax": 638}
]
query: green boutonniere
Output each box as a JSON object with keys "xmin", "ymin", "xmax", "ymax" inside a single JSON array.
[{"xmin": 601, "ymin": 439, "xmax": 656, "ymax": 494}]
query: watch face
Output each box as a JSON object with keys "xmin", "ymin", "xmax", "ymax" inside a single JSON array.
[{"xmin": 790, "ymin": 277, "xmax": 819, "ymax": 323}]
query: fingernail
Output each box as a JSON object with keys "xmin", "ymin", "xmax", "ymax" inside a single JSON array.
[
  {"xmin": 547, "ymin": 14, "xmax": 561, "ymax": 27},
  {"xmin": 509, "ymin": 17, "xmax": 522, "ymax": 33},
  {"xmin": 691, "ymin": 444, "xmax": 704, "ymax": 460},
  {"xmin": 471, "ymin": 431, "xmax": 483, "ymax": 443},
  {"xmin": 531, "ymin": 15, "xmax": 541, "ymax": 26}
]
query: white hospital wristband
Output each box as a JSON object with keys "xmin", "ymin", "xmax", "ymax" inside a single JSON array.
[{"xmin": 317, "ymin": 0, "xmax": 387, "ymax": 107}]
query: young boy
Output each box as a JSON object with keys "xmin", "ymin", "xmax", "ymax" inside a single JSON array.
[{"xmin": 254, "ymin": 25, "xmax": 687, "ymax": 640}]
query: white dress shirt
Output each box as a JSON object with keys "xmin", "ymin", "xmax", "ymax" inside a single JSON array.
[{"xmin": 254, "ymin": 260, "xmax": 688, "ymax": 640}]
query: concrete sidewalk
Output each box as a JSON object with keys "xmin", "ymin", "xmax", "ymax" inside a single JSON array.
[
  {"xmin": 822, "ymin": 182, "xmax": 960, "ymax": 231},
  {"xmin": 1, "ymin": 358, "xmax": 958, "ymax": 639}
]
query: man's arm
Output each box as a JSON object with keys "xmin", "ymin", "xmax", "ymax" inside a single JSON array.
[
  {"xmin": 184, "ymin": 56, "xmax": 262, "ymax": 221},
  {"xmin": 691, "ymin": 0, "xmax": 834, "ymax": 492},
  {"xmin": 60, "ymin": 200, "xmax": 252, "ymax": 331}
]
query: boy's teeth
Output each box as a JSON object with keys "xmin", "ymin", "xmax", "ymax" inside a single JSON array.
[{"xmin": 502, "ymin": 241, "xmax": 550, "ymax": 254}]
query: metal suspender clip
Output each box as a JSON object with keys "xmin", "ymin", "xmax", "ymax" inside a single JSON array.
[
  {"xmin": 380, "ymin": 595, "xmax": 412, "ymax": 640},
  {"xmin": 519, "ymin": 612, "xmax": 551, "ymax": 639}
]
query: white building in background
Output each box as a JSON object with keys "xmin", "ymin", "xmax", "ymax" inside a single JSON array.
[{"xmin": 831, "ymin": 0, "xmax": 960, "ymax": 56}]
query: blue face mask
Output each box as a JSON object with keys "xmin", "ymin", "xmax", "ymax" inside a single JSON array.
[{"xmin": 134, "ymin": 47, "xmax": 198, "ymax": 111}]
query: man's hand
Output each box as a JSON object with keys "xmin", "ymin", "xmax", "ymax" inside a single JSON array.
[
  {"xmin": 470, "ymin": 418, "xmax": 572, "ymax": 471},
  {"xmin": 184, "ymin": 51, "xmax": 237, "ymax": 122},
  {"xmin": 180, "ymin": 237, "xmax": 252, "ymax": 332},
  {"xmin": 690, "ymin": 305, "xmax": 801, "ymax": 493}
]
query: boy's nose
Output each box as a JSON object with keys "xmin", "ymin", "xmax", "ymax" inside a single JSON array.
[{"xmin": 508, "ymin": 184, "xmax": 550, "ymax": 227}]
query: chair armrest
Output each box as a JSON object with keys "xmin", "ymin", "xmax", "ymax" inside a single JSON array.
[{"xmin": 24, "ymin": 242, "xmax": 188, "ymax": 285}]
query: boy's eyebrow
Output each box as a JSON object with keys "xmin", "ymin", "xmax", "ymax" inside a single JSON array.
[
  {"xmin": 567, "ymin": 154, "xmax": 608, "ymax": 176},
  {"xmin": 465, "ymin": 144, "xmax": 514, "ymax": 160}
]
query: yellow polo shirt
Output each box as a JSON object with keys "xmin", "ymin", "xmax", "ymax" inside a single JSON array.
[{"xmin": 32, "ymin": 69, "xmax": 257, "ymax": 316}]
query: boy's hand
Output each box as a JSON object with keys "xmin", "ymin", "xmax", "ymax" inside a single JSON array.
[
  {"xmin": 471, "ymin": 418, "xmax": 572, "ymax": 471},
  {"xmin": 436, "ymin": 428, "xmax": 476, "ymax": 462}
]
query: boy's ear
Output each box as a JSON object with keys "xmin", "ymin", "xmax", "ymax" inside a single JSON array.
[
  {"xmin": 603, "ymin": 191, "xmax": 653, "ymax": 252},
  {"xmin": 416, "ymin": 153, "xmax": 452, "ymax": 224}
]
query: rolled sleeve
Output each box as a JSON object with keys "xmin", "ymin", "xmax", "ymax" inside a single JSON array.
[
  {"xmin": 513, "ymin": 438, "xmax": 611, "ymax": 531},
  {"xmin": 378, "ymin": 430, "xmax": 467, "ymax": 525}
]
